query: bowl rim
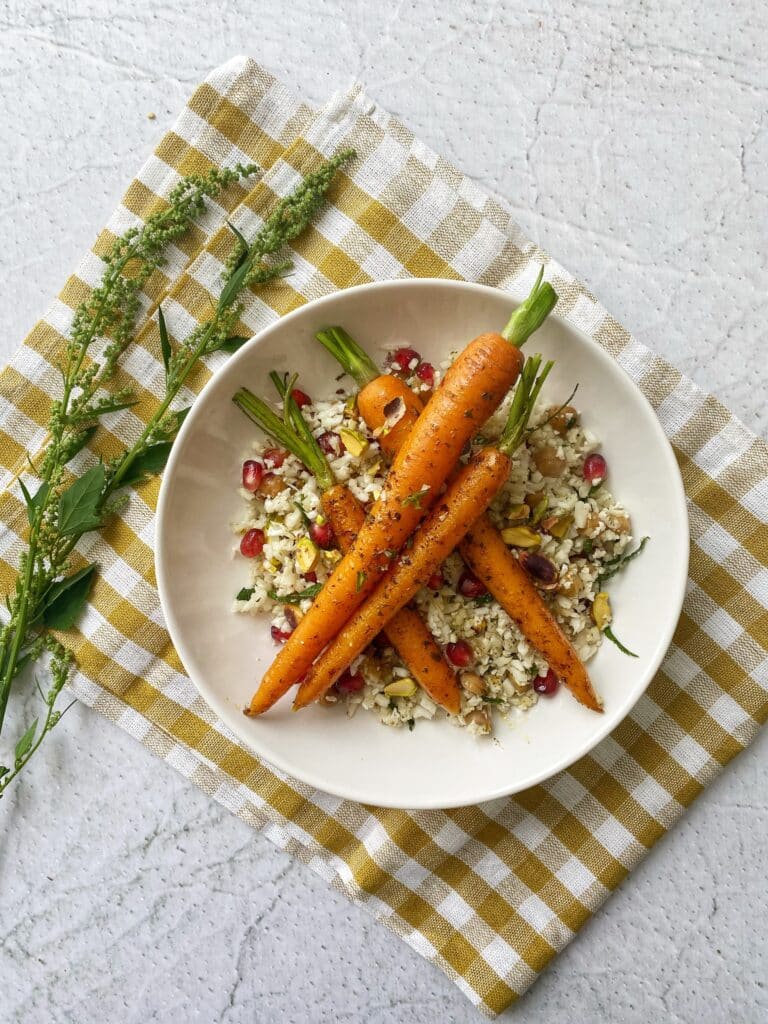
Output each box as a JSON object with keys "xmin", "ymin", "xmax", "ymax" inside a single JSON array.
[{"xmin": 156, "ymin": 277, "xmax": 690, "ymax": 808}]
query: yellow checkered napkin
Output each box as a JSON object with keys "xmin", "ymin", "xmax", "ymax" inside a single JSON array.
[{"xmin": 1, "ymin": 57, "xmax": 766, "ymax": 1016}]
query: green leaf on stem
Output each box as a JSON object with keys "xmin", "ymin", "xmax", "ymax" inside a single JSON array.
[
  {"xmin": 227, "ymin": 221, "xmax": 250, "ymax": 271},
  {"xmin": 158, "ymin": 306, "xmax": 171, "ymax": 377},
  {"xmin": 57, "ymin": 464, "xmax": 106, "ymax": 536},
  {"xmin": 19, "ymin": 478, "xmax": 49, "ymax": 525},
  {"xmin": 89, "ymin": 398, "xmax": 140, "ymax": 417},
  {"xmin": 67, "ymin": 425, "xmax": 99, "ymax": 461},
  {"xmin": 14, "ymin": 719, "xmax": 38, "ymax": 764},
  {"xmin": 214, "ymin": 335, "xmax": 251, "ymax": 355},
  {"xmin": 218, "ymin": 260, "xmax": 250, "ymax": 312},
  {"xmin": 0, "ymin": 766, "xmax": 9, "ymax": 780},
  {"xmin": 40, "ymin": 564, "xmax": 97, "ymax": 630},
  {"xmin": 117, "ymin": 442, "xmax": 173, "ymax": 488}
]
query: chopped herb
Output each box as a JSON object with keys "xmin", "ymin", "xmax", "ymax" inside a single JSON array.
[
  {"xmin": 603, "ymin": 625, "xmax": 638, "ymax": 657},
  {"xmin": 267, "ymin": 583, "xmax": 322, "ymax": 604},
  {"xmin": 407, "ymin": 718, "xmax": 415, "ymax": 731},
  {"xmin": 356, "ymin": 570, "xmax": 367, "ymax": 592},
  {"xmin": 401, "ymin": 486, "xmax": 430, "ymax": 509},
  {"xmin": 474, "ymin": 593, "xmax": 494, "ymax": 606},
  {"xmin": 527, "ymin": 383, "xmax": 579, "ymax": 434},
  {"xmin": 483, "ymin": 696, "xmax": 505, "ymax": 705},
  {"xmin": 596, "ymin": 536, "xmax": 649, "ymax": 588},
  {"xmin": 587, "ymin": 482, "xmax": 603, "ymax": 497},
  {"xmin": 580, "ymin": 537, "xmax": 594, "ymax": 556},
  {"xmin": 293, "ymin": 501, "xmax": 312, "ymax": 529},
  {"xmin": 236, "ymin": 587, "xmax": 255, "ymax": 601},
  {"xmin": 388, "ymin": 698, "xmax": 397, "ymax": 710}
]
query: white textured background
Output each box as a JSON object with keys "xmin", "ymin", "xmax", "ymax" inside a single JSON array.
[{"xmin": 1, "ymin": 2, "xmax": 766, "ymax": 1022}]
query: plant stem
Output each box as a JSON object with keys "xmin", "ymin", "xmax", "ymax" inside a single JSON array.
[
  {"xmin": 314, "ymin": 327, "xmax": 380, "ymax": 388},
  {"xmin": 501, "ymin": 267, "xmax": 558, "ymax": 347}
]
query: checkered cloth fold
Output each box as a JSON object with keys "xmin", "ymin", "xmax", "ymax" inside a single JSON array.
[{"xmin": 1, "ymin": 58, "xmax": 765, "ymax": 1017}]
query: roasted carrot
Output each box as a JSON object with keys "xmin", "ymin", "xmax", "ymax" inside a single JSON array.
[
  {"xmin": 260, "ymin": 272, "xmax": 557, "ymax": 700},
  {"xmin": 458, "ymin": 519, "xmax": 601, "ymax": 711},
  {"xmin": 233, "ymin": 383, "xmax": 461, "ymax": 716},
  {"xmin": 294, "ymin": 448, "xmax": 512, "ymax": 708},
  {"xmin": 316, "ymin": 321, "xmax": 601, "ymax": 712},
  {"xmin": 294, "ymin": 356, "xmax": 564, "ymax": 709}
]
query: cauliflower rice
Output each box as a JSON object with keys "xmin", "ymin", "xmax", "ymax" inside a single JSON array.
[{"xmin": 231, "ymin": 362, "xmax": 637, "ymax": 735}]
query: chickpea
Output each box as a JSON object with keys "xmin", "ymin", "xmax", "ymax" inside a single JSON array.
[
  {"xmin": 259, "ymin": 473, "xmax": 288, "ymax": 497},
  {"xmin": 550, "ymin": 405, "xmax": 579, "ymax": 435},
  {"xmin": 532, "ymin": 446, "xmax": 566, "ymax": 477},
  {"xmin": 579, "ymin": 510, "xmax": 600, "ymax": 535},
  {"xmin": 461, "ymin": 671, "xmax": 486, "ymax": 696},
  {"xmin": 464, "ymin": 708, "xmax": 491, "ymax": 732},
  {"xmin": 558, "ymin": 567, "xmax": 583, "ymax": 597}
]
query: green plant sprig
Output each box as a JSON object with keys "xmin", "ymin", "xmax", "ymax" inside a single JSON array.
[{"xmin": 0, "ymin": 149, "xmax": 355, "ymax": 796}]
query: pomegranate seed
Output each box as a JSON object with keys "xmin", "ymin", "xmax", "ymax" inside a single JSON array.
[
  {"xmin": 446, "ymin": 640, "xmax": 474, "ymax": 667},
  {"xmin": 310, "ymin": 521, "xmax": 335, "ymax": 549},
  {"xmin": 291, "ymin": 388, "xmax": 312, "ymax": 408},
  {"xmin": 389, "ymin": 346, "xmax": 421, "ymax": 374},
  {"xmin": 241, "ymin": 459, "xmax": 264, "ymax": 492},
  {"xmin": 427, "ymin": 571, "xmax": 444, "ymax": 590},
  {"xmin": 317, "ymin": 430, "xmax": 342, "ymax": 456},
  {"xmin": 335, "ymin": 669, "xmax": 365, "ymax": 694},
  {"xmin": 270, "ymin": 624, "xmax": 293, "ymax": 644},
  {"xmin": 416, "ymin": 362, "xmax": 435, "ymax": 388},
  {"xmin": 264, "ymin": 447, "xmax": 287, "ymax": 468},
  {"xmin": 533, "ymin": 669, "xmax": 559, "ymax": 695},
  {"xmin": 457, "ymin": 570, "xmax": 487, "ymax": 599},
  {"xmin": 239, "ymin": 528, "xmax": 265, "ymax": 557},
  {"xmin": 583, "ymin": 453, "xmax": 607, "ymax": 484},
  {"xmin": 302, "ymin": 571, "xmax": 318, "ymax": 583}
]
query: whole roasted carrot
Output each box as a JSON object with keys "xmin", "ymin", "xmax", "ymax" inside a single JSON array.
[
  {"xmin": 293, "ymin": 357, "xmax": 594, "ymax": 710},
  {"xmin": 317, "ymin": 324, "xmax": 602, "ymax": 712},
  {"xmin": 233, "ymin": 382, "xmax": 461, "ymax": 716},
  {"xmin": 257, "ymin": 272, "xmax": 558, "ymax": 702}
]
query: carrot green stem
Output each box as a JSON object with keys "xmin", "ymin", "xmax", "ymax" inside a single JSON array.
[
  {"xmin": 232, "ymin": 386, "xmax": 334, "ymax": 492},
  {"xmin": 497, "ymin": 354, "xmax": 554, "ymax": 454},
  {"xmin": 315, "ymin": 327, "xmax": 380, "ymax": 388},
  {"xmin": 501, "ymin": 267, "xmax": 558, "ymax": 347}
]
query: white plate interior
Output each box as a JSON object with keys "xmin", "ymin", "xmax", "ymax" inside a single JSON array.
[{"xmin": 156, "ymin": 280, "xmax": 688, "ymax": 809}]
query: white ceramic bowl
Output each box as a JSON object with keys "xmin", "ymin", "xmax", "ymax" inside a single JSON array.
[{"xmin": 156, "ymin": 279, "xmax": 688, "ymax": 809}]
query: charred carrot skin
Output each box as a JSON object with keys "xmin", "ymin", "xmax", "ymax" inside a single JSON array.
[
  {"xmin": 256, "ymin": 332, "xmax": 524, "ymax": 701},
  {"xmin": 459, "ymin": 519, "xmax": 602, "ymax": 712},
  {"xmin": 294, "ymin": 448, "xmax": 511, "ymax": 708}
]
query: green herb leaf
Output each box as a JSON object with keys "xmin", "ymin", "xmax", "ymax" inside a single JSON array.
[
  {"xmin": 216, "ymin": 335, "xmax": 252, "ymax": 354},
  {"xmin": 67, "ymin": 425, "xmax": 99, "ymax": 461},
  {"xmin": 401, "ymin": 486, "xmax": 430, "ymax": 509},
  {"xmin": 218, "ymin": 260, "xmax": 250, "ymax": 312},
  {"xmin": 14, "ymin": 719, "xmax": 38, "ymax": 764},
  {"xmin": 158, "ymin": 306, "xmax": 171, "ymax": 377},
  {"xmin": 267, "ymin": 583, "xmax": 322, "ymax": 604},
  {"xmin": 40, "ymin": 564, "xmax": 97, "ymax": 630},
  {"xmin": 227, "ymin": 221, "xmax": 250, "ymax": 271},
  {"xmin": 236, "ymin": 587, "xmax": 255, "ymax": 601},
  {"xmin": 0, "ymin": 765, "xmax": 9, "ymax": 780},
  {"xmin": 407, "ymin": 718, "xmax": 415, "ymax": 731},
  {"xmin": 474, "ymin": 593, "xmax": 494, "ymax": 606},
  {"xmin": 356, "ymin": 570, "xmax": 367, "ymax": 592},
  {"xmin": 117, "ymin": 442, "xmax": 173, "ymax": 488},
  {"xmin": 57, "ymin": 463, "xmax": 106, "ymax": 536},
  {"xmin": 603, "ymin": 625, "xmax": 639, "ymax": 658},
  {"xmin": 596, "ymin": 536, "xmax": 649, "ymax": 589},
  {"xmin": 87, "ymin": 397, "xmax": 140, "ymax": 417},
  {"xmin": 19, "ymin": 478, "xmax": 48, "ymax": 525},
  {"xmin": 483, "ymin": 696, "xmax": 505, "ymax": 705},
  {"xmin": 293, "ymin": 502, "xmax": 312, "ymax": 529},
  {"xmin": 580, "ymin": 538, "xmax": 594, "ymax": 556}
]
